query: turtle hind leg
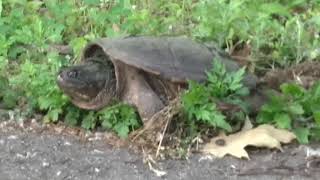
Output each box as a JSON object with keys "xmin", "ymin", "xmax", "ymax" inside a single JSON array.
[{"xmin": 121, "ymin": 65, "xmax": 164, "ymax": 122}]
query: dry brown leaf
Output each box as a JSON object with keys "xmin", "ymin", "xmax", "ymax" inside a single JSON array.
[{"xmin": 202, "ymin": 124, "xmax": 296, "ymax": 159}]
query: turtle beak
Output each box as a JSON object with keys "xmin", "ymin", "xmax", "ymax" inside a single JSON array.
[
  {"xmin": 57, "ymin": 68, "xmax": 86, "ymax": 88},
  {"xmin": 56, "ymin": 70, "xmax": 91, "ymax": 101},
  {"xmin": 56, "ymin": 68, "xmax": 66, "ymax": 83},
  {"xmin": 56, "ymin": 70, "xmax": 65, "ymax": 87}
]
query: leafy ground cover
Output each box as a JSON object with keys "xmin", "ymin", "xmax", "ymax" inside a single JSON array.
[{"xmin": 0, "ymin": 0, "xmax": 319, "ymax": 146}]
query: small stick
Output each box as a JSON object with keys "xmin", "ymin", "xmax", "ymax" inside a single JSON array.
[{"xmin": 156, "ymin": 117, "xmax": 171, "ymax": 158}]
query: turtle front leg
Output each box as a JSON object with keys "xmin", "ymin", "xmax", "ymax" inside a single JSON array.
[{"xmin": 122, "ymin": 66, "xmax": 164, "ymax": 122}]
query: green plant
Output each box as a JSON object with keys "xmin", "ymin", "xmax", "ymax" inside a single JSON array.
[
  {"xmin": 257, "ymin": 82, "xmax": 320, "ymax": 144},
  {"xmin": 128, "ymin": 0, "xmax": 196, "ymax": 36},
  {"xmin": 98, "ymin": 103, "xmax": 141, "ymax": 138},
  {"xmin": 61, "ymin": 103, "xmax": 142, "ymax": 138},
  {"xmin": 10, "ymin": 53, "xmax": 69, "ymax": 121},
  {"xmin": 0, "ymin": 75, "xmax": 18, "ymax": 109},
  {"xmin": 1, "ymin": 0, "xmax": 319, "ymax": 141},
  {"xmin": 0, "ymin": 0, "xmax": 146, "ymax": 137},
  {"xmin": 182, "ymin": 59, "xmax": 249, "ymax": 133},
  {"xmin": 193, "ymin": 0, "xmax": 320, "ymax": 67},
  {"xmin": 206, "ymin": 59, "xmax": 249, "ymax": 104},
  {"xmin": 0, "ymin": 57, "xmax": 16, "ymax": 108}
]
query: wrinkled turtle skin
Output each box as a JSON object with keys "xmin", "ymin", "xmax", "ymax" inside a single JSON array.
[{"xmin": 57, "ymin": 36, "xmax": 258, "ymax": 122}]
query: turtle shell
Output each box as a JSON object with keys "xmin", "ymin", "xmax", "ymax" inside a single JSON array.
[{"xmin": 81, "ymin": 36, "xmax": 257, "ymax": 87}]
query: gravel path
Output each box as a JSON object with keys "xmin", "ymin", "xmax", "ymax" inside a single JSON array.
[
  {"xmin": 0, "ymin": 108, "xmax": 319, "ymax": 180},
  {"xmin": 1, "ymin": 128, "xmax": 320, "ymax": 180}
]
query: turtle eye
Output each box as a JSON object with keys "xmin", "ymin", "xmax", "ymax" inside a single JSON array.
[{"xmin": 67, "ymin": 70, "xmax": 78, "ymax": 78}]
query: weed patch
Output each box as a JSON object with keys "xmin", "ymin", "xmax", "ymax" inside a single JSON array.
[{"xmin": 257, "ymin": 82, "xmax": 320, "ymax": 144}]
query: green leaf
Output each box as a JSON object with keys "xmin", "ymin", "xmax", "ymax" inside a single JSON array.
[
  {"xmin": 257, "ymin": 111, "xmax": 274, "ymax": 124},
  {"xmin": 8, "ymin": 46, "xmax": 26, "ymax": 59},
  {"xmin": 183, "ymin": 57, "xmax": 248, "ymax": 133},
  {"xmin": 229, "ymin": 67, "xmax": 245, "ymax": 91},
  {"xmin": 196, "ymin": 109, "xmax": 211, "ymax": 121},
  {"xmin": 260, "ymin": 102, "xmax": 281, "ymax": 114},
  {"xmin": 81, "ymin": 112, "xmax": 96, "ymax": 130},
  {"xmin": 64, "ymin": 108, "xmax": 80, "ymax": 126},
  {"xmin": 70, "ymin": 37, "xmax": 88, "ymax": 58},
  {"xmin": 114, "ymin": 123, "xmax": 130, "ymax": 138},
  {"xmin": 38, "ymin": 96, "xmax": 52, "ymax": 110},
  {"xmin": 213, "ymin": 113, "xmax": 231, "ymax": 132},
  {"xmin": 274, "ymin": 113, "xmax": 292, "ymax": 129},
  {"xmin": 97, "ymin": 103, "xmax": 140, "ymax": 137},
  {"xmin": 0, "ymin": 76, "xmax": 9, "ymax": 95},
  {"xmin": 44, "ymin": 108, "xmax": 62, "ymax": 123},
  {"xmin": 293, "ymin": 128, "xmax": 309, "ymax": 144},
  {"xmin": 314, "ymin": 111, "xmax": 320, "ymax": 126},
  {"xmin": 206, "ymin": 58, "xmax": 247, "ymax": 97},
  {"xmin": 287, "ymin": 103, "xmax": 304, "ymax": 115},
  {"xmin": 310, "ymin": 127, "xmax": 320, "ymax": 141},
  {"xmin": 280, "ymin": 83, "xmax": 305, "ymax": 98},
  {"xmin": 310, "ymin": 82, "xmax": 320, "ymax": 97},
  {"xmin": 101, "ymin": 119, "xmax": 112, "ymax": 129},
  {"xmin": 2, "ymin": 90, "xmax": 18, "ymax": 108}
]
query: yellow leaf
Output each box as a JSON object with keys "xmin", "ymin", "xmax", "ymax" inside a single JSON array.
[{"xmin": 202, "ymin": 124, "xmax": 296, "ymax": 159}]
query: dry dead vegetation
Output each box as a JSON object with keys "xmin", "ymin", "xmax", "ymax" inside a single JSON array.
[{"xmin": 262, "ymin": 61, "xmax": 320, "ymax": 90}]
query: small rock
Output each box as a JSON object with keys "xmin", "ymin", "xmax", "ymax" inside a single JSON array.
[
  {"xmin": 88, "ymin": 132, "xmax": 104, "ymax": 141},
  {"xmin": 303, "ymin": 146, "xmax": 320, "ymax": 158},
  {"xmin": 92, "ymin": 149, "xmax": 104, "ymax": 154},
  {"xmin": 16, "ymin": 152, "xmax": 33, "ymax": 159},
  {"xmin": 199, "ymin": 155, "xmax": 214, "ymax": 162},
  {"xmin": 16, "ymin": 153, "xmax": 26, "ymax": 159},
  {"xmin": 7, "ymin": 135, "xmax": 18, "ymax": 140},
  {"xmin": 42, "ymin": 161, "xmax": 50, "ymax": 167},
  {"xmin": 56, "ymin": 171, "xmax": 62, "ymax": 176},
  {"xmin": 64, "ymin": 141, "xmax": 71, "ymax": 146},
  {"xmin": 94, "ymin": 168, "xmax": 100, "ymax": 173}
]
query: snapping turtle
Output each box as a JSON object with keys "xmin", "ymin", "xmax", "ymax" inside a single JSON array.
[{"xmin": 57, "ymin": 37, "xmax": 257, "ymax": 121}]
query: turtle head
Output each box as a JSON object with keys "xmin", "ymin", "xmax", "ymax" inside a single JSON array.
[{"xmin": 57, "ymin": 58, "xmax": 117, "ymax": 110}]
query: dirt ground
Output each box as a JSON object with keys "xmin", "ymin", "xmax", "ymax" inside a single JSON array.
[{"xmin": 0, "ymin": 118, "xmax": 320, "ymax": 180}]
